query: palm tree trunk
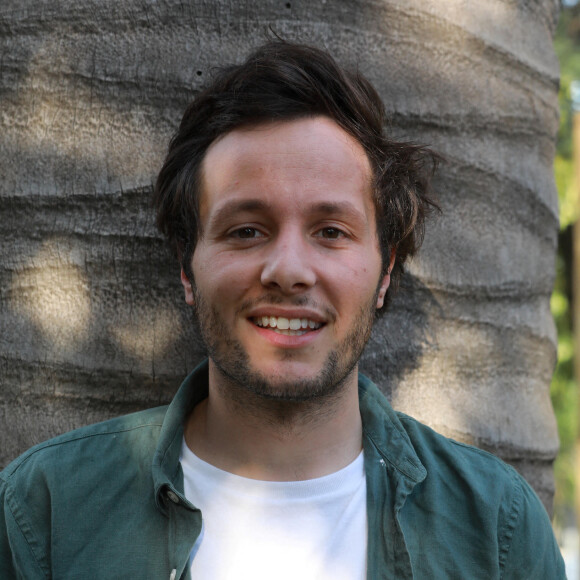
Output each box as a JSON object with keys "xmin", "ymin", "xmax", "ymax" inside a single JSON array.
[{"xmin": 0, "ymin": 0, "xmax": 561, "ymax": 512}]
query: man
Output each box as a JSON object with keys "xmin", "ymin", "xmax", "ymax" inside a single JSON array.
[{"xmin": 0, "ymin": 41, "xmax": 565, "ymax": 579}]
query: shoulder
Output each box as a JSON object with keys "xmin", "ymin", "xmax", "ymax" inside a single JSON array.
[
  {"xmin": 0, "ymin": 406, "xmax": 171, "ymax": 578},
  {"xmin": 394, "ymin": 409, "xmax": 537, "ymax": 515},
  {"xmin": 359, "ymin": 375, "xmax": 565, "ymax": 576},
  {"xmin": 1, "ymin": 405, "xmax": 168, "ymax": 484},
  {"xmin": 395, "ymin": 411, "xmax": 565, "ymax": 578}
]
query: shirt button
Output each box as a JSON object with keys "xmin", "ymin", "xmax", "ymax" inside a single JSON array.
[
  {"xmin": 169, "ymin": 569, "xmax": 177, "ymax": 580},
  {"xmin": 166, "ymin": 490, "xmax": 180, "ymax": 504}
]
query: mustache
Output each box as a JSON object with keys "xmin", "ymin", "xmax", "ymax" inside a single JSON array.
[{"xmin": 235, "ymin": 294, "xmax": 337, "ymax": 323}]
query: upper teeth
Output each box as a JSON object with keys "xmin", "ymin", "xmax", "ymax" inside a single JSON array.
[{"xmin": 254, "ymin": 316, "xmax": 321, "ymax": 330}]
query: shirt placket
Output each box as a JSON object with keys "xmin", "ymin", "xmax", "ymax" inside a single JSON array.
[{"xmin": 162, "ymin": 486, "xmax": 202, "ymax": 580}]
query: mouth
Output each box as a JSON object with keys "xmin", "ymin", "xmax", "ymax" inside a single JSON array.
[{"xmin": 252, "ymin": 316, "xmax": 324, "ymax": 336}]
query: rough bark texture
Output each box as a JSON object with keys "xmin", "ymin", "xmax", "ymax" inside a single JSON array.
[{"xmin": 0, "ymin": 0, "xmax": 561, "ymax": 512}]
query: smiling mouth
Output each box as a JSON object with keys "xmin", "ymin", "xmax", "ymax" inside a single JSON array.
[{"xmin": 252, "ymin": 316, "xmax": 323, "ymax": 336}]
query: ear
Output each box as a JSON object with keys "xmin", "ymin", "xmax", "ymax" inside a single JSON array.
[
  {"xmin": 180, "ymin": 268, "xmax": 195, "ymax": 306},
  {"xmin": 376, "ymin": 250, "xmax": 396, "ymax": 309}
]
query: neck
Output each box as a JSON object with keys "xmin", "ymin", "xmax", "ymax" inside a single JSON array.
[{"xmin": 184, "ymin": 362, "xmax": 363, "ymax": 481}]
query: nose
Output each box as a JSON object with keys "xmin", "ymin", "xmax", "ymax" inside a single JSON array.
[{"xmin": 260, "ymin": 230, "xmax": 316, "ymax": 294}]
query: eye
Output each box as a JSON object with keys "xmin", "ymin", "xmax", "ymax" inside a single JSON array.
[
  {"xmin": 230, "ymin": 227, "xmax": 264, "ymax": 239},
  {"xmin": 316, "ymin": 227, "xmax": 345, "ymax": 239}
]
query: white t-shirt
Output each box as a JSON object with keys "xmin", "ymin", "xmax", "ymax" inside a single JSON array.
[{"xmin": 180, "ymin": 440, "xmax": 367, "ymax": 580}]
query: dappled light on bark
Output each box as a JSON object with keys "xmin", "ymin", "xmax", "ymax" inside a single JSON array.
[
  {"xmin": 109, "ymin": 305, "xmax": 182, "ymax": 363},
  {"xmin": 10, "ymin": 239, "xmax": 91, "ymax": 349}
]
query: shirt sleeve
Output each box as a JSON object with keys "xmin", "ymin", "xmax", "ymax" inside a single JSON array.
[
  {"xmin": 499, "ymin": 471, "xmax": 566, "ymax": 579},
  {"xmin": 0, "ymin": 476, "xmax": 48, "ymax": 579}
]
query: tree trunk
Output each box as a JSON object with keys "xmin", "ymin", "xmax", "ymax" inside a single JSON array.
[{"xmin": 0, "ymin": 0, "xmax": 561, "ymax": 512}]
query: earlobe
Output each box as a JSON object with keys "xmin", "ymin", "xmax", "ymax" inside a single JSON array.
[
  {"xmin": 376, "ymin": 250, "xmax": 396, "ymax": 309},
  {"xmin": 376, "ymin": 274, "xmax": 390, "ymax": 309},
  {"xmin": 180, "ymin": 268, "xmax": 195, "ymax": 306}
]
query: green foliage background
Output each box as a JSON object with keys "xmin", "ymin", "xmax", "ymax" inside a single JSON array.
[{"xmin": 552, "ymin": 2, "xmax": 580, "ymax": 526}]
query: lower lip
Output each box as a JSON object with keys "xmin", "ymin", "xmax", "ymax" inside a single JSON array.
[{"xmin": 251, "ymin": 322, "xmax": 323, "ymax": 348}]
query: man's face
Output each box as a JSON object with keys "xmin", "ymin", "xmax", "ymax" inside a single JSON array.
[{"xmin": 182, "ymin": 116, "xmax": 392, "ymax": 401}]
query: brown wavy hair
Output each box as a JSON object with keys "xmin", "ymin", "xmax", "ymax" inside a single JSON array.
[{"xmin": 154, "ymin": 40, "xmax": 439, "ymax": 309}]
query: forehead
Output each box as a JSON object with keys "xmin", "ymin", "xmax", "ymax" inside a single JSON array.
[{"xmin": 199, "ymin": 116, "xmax": 374, "ymax": 220}]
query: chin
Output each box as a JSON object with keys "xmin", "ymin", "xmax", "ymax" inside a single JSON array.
[{"xmin": 214, "ymin": 350, "xmax": 357, "ymax": 403}]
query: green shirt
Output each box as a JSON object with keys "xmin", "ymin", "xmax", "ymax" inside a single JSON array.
[{"xmin": 0, "ymin": 361, "xmax": 565, "ymax": 579}]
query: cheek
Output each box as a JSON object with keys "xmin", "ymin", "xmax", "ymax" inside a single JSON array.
[
  {"xmin": 321, "ymin": 258, "xmax": 382, "ymax": 310},
  {"xmin": 192, "ymin": 251, "xmax": 257, "ymax": 300},
  {"xmin": 329, "ymin": 250, "xmax": 382, "ymax": 286}
]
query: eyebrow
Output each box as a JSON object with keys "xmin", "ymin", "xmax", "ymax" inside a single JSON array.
[
  {"xmin": 308, "ymin": 201, "xmax": 366, "ymax": 221},
  {"xmin": 207, "ymin": 198, "xmax": 367, "ymax": 230},
  {"xmin": 207, "ymin": 199, "xmax": 273, "ymax": 231}
]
